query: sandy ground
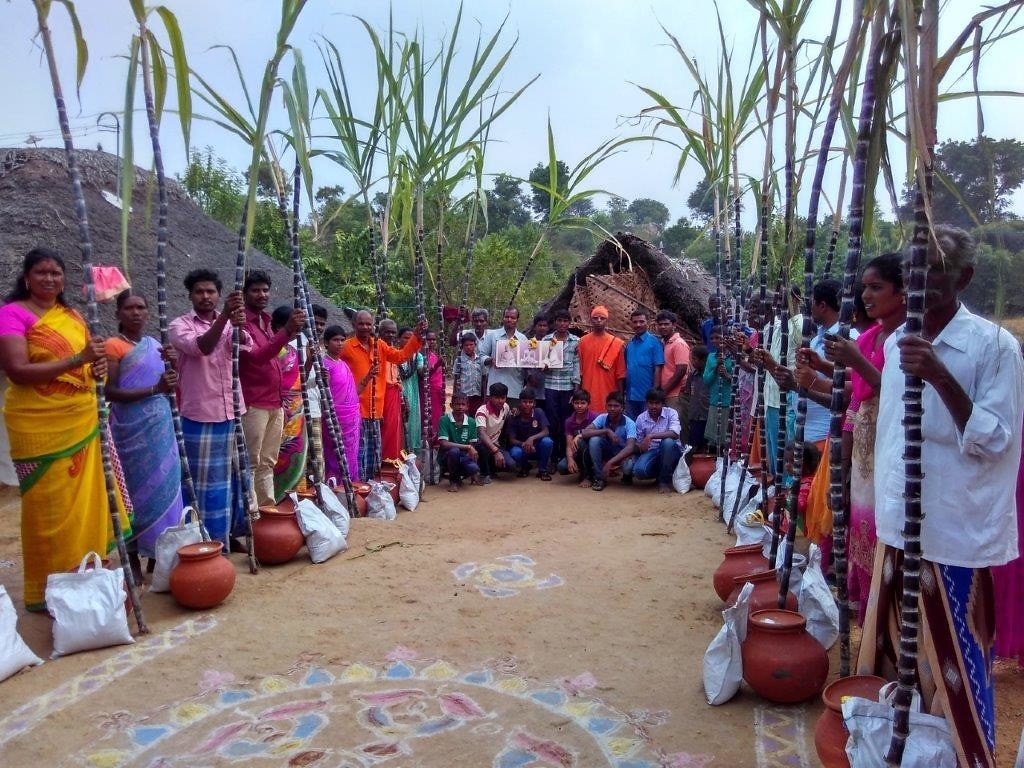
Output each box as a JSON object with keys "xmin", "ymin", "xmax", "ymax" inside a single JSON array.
[{"xmin": 0, "ymin": 479, "xmax": 1021, "ymax": 767}]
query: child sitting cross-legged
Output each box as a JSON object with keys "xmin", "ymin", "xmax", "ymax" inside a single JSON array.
[
  {"xmin": 558, "ymin": 388, "xmax": 598, "ymax": 487},
  {"xmin": 507, "ymin": 387, "xmax": 554, "ymax": 480},
  {"xmin": 437, "ymin": 392, "xmax": 481, "ymax": 492}
]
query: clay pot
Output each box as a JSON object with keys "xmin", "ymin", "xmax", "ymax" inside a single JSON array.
[
  {"xmin": 169, "ymin": 541, "xmax": 235, "ymax": 610},
  {"xmin": 252, "ymin": 505, "xmax": 305, "ymax": 565},
  {"xmin": 688, "ymin": 454, "xmax": 717, "ymax": 489},
  {"xmin": 353, "ymin": 482, "xmax": 371, "ymax": 517},
  {"xmin": 814, "ymin": 675, "xmax": 887, "ymax": 767},
  {"xmin": 377, "ymin": 467, "xmax": 401, "ymax": 504},
  {"xmin": 741, "ymin": 609, "xmax": 829, "ymax": 704},
  {"xmin": 713, "ymin": 544, "xmax": 770, "ymax": 601},
  {"xmin": 727, "ymin": 568, "xmax": 798, "ymax": 614}
]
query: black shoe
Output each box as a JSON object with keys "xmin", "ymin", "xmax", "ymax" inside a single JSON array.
[{"xmin": 591, "ymin": 479, "xmax": 607, "ymax": 491}]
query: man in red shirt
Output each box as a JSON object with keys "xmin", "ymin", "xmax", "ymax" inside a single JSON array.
[{"xmin": 238, "ymin": 270, "xmax": 305, "ymax": 507}]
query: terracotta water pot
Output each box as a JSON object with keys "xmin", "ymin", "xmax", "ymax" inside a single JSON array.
[
  {"xmin": 377, "ymin": 467, "xmax": 401, "ymax": 504},
  {"xmin": 353, "ymin": 482, "xmax": 371, "ymax": 517},
  {"xmin": 169, "ymin": 541, "xmax": 235, "ymax": 610},
  {"xmin": 727, "ymin": 568, "xmax": 798, "ymax": 614},
  {"xmin": 688, "ymin": 454, "xmax": 717, "ymax": 489},
  {"xmin": 252, "ymin": 505, "xmax": 305, "ymax": 565},
  {"xmin": 741, "ymin": 609, "xmax": 829, "ymax": 704},
  {"xmin": 713, "ymin": 544, "xmax": 770, "ymax": 601},
  {"xmin": 814, "ymin": 675, "xmax": 887, "ymax": 767}
]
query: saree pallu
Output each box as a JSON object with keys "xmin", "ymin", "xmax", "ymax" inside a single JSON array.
[
  {"xmin": 847, "ymin": 398, "xmax": 879, "ymax": 626},
  {"xmin": 323, "ymin": 357, "xmax": 360, "ymax": 484},
  {"xmin": 858, "ymin": 544, "xmax": 997, "ymax": 767},
  {"xmin": 109, "ymin": 336, "xmax": 183, "ymax": 558},
  {"xmin": 273, "ymin": 346, "xmax": 306, "ymax": 501},
  {"xmin": 424, "ymin": 351, "xmax": 444, "ymax": 441},
  {"xmin": 6, "ymin": 305, "xmax": 131, "ymax": 610},
  {"xmin": 400, "ymin": 353, "xmax": 423, "ymax": 452}
]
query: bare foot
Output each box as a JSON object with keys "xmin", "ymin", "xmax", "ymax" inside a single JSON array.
[
  {"xmin": 577, "ymin": 478, "xmax": 591, "ymax": 488},
  {"xmin": 657, "ymin": 484, "xmax": 672, "ymax": 494},
  {"xmin": 447, "ymin": 482, "xmax": 461, "ymax": 493}
]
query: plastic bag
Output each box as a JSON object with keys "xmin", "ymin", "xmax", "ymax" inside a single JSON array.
[
  {"xmin": 733, "ymin": 501, "xmax": 767, "ymax": 547},
  {"xmin": 704, "ymin": 457, "xmax": 726, "ymax": 499},
  {"xmin": 0, "ymin": 585, "xmax": 43, "ymax": 681},
  {"xmin": 772, "ymin": 539, "xmax": 807, "ymax": 600},
  {"xmin": 88, "ymin": 265, "xmax": 130, "ymax": 302},
  {"xmin": 404, "ymin": 452, "xmax": 422, "ymax": 488},
  {"xmin": 798, "ymin": 543, "xmax": 839, "ymax": 649},
  {"xmin": 702, "ymin": 582, "xmax": 754, "ymax": 705},
  {"xmin": 151, "ymin": 507, "xmax": 205, "ymax": 593},
  {"xmin": 723, "ymin": 467, "xmax": 759, "ymax": 521},
  {"xmin": 397, "ymin": 461, "xmax": 420, "ymax": 511},
  {"xmin": 294, "ymin": 497, "xmax": 347, "ymax": 563},
  {"xmin": 843, "ymin": 682, "xmax": 956, "ymax": 768},
  {"xmin": 46, "ymin": 552, "xmax": 134, "ymax": 658},
  {"xmin": 366, "ymin": 481, "xmax": 397, "ymax": 520},
  {"xmin": 318, "ymin": 482, "xmax": 351, "ymax": 537},
  {"xmin": 672, "ymin": 445, "xmax": 692, "ymax": 494}
]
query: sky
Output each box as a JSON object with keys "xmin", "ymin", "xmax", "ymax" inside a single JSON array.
[{"xmin": 2, "ymin": 0, "xmax": 1021, "ymax": 227}]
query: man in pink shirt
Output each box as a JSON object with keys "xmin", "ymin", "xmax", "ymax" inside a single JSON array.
[
  {"xmin": 237, "ymin": 270, "xmax": 305, "ymax": 506},
  {"xmin": 169, "ymin": 268, "xmax": 250, "ymax": 549},
  {"xmin": 656, "ymin": 310, "xmax": 691, "ymax": 437}
]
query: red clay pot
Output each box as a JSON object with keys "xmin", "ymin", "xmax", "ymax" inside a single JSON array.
[
  {"xmin": 688, "ymin": 454, "xmax": 717, "ymax": 490},
  {"xmin": 377, "ymin": 467, "xmax": 401, "ymax": 504},
  {"xmin": 252, "ymin": 505, "xmax": 305, "ymax": 565},
  {"xmin": 742, "ymin": 609, "xmax": 829, "ymax": 704},
  {"xmin": 814, "ymin": 675, "xmax": 887, "ymax": 767},
  {"xmin": 353, "ymin": 482, "xmax": 371, "ymax": 517},
  {"xmin": 713, "ymin": 544, "xmax": 770, "ymax": 601},
  {"xmin": 169, "ymin": 541, "xmax": 235, "ymax": 610},
  {"xmin": 726, "ymin": 568, "xmax": 798, "ymax": 614}
]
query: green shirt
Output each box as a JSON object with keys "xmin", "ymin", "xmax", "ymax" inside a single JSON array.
[{"xmin": 439, "ymin": 412, "xmax": 478, "ymax": 445}]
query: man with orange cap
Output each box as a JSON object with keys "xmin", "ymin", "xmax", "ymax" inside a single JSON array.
[{"xmin": 577, "ymin": 305, "xmax": 625, "ymax": 413}]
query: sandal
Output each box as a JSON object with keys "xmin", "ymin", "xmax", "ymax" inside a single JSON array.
[
  {"xmin": 538, "ymin": 471, "xmax": 552, "ymax": 481},
  {"xmin": 591, "ymin": 479, "xmax": 606, "ymax": 491}
]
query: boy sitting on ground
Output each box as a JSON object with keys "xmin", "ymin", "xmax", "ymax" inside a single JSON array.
[
  {"xmin": 580, "ymin": 391, "xmax": 637, "ymax": 491},
  {"xmin": 475, "ymin": 382, "xmax": 514, "ymax": 484},
  {"xmin": 507, "ymin": 387, "xmax": 554, "ymax": 480},
  {"xmin": 438, "ymin": 392, "xmax": 480, "ymax": 492},
  {"xmin": 631, "ymin": 387, "xmax": 683, "ymax": 494},
  {"xmin": 558, "ymin": 388, "xmax": 598, "ymax": 487}
]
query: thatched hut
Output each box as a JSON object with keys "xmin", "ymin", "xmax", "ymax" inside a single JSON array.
[
  {"xmin": 0, "ymin": 148, "xmax": 348, "ymax": 334},
  {"xmin": 544, "ymin": 232, "xmax": 714, "ymax": 341}
]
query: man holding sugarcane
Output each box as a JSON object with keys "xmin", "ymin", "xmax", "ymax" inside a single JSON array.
[{"xmin": 857, "ymin": 225, "xmax": 1023, "ymax": 767}]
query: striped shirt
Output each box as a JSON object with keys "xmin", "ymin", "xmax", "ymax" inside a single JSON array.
[{"xmin": 541, "ymin": 332, "xmax": 581, "ymax": 391}]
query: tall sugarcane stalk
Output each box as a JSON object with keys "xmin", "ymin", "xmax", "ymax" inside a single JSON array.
[
  {"xmin": 370, "ymin": 215, "xmax": 387, "ymax": 318},
  {"xmin": 887, "ymin": 2, "xmax": 934, "ymax": 762},
  {"xmin": 135, "ymin": 15, "xmax": 202, "ymax": 522},
  {"xmin": 413, "ymin": 219, "xmax": 433, "ymax": 485},
  {"xmin": 31, "ymin": 0, "xmax": 147, "ymax": 632},
  {"xmin": 770, "ymin": 277, "xmax": 790, "ymax": 564}
]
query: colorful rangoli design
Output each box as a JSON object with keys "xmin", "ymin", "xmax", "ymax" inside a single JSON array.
[
  {"xmin": 452, "ymin": 554, "xmax": 564, "ymax": 598},
  {"xmin": 72, "ymin": 647, "xmax": 712, "ymax": 768}
]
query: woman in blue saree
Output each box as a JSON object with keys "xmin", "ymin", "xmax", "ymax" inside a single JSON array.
[{"xmin": 106, "ymin": 292, "xmax": 184, "ymax": 573}]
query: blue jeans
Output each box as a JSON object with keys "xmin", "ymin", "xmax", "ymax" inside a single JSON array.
[
  {"xmin": 632, "ymin": 438, "xmax": 683, "ymax": 486},
  {"xmin": 587, "ymin": 436, "xmax": 634, "ymax": 480},
  {"xmin": 544, "ymin": 388, "xmax": 574, "ymax": 460},
  {"xmin": 443, "ymin": 446, "xmax": 479, "ymax": 484},
  {"xmin": 510, "ymin": 436, "xmax": 553, "ymax": 473}
]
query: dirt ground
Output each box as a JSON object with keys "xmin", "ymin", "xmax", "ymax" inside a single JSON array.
[{"xmin": 0, "ymin": 479, "xmax": 1021, "ymax": 767}]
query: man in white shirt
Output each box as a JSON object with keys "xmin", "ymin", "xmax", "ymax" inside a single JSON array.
[
  {"xmin": 857, "ymin": 225, "xmax": 1023, "ymax": 768},
  {"xmin": 479, "ymin": 307, "xmax": 529, "ymax": 409},
  {"xmin": 628, "ymin": 388, "xmax": 682, "ymax": 493}
]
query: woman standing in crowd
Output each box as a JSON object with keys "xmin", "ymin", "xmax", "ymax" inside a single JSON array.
[
  {"xmin": 825, "ymin": 253, "xmax": 905, "ymax": 624},
  {"xmin": 105, "ymin": 291, "xmax": 183, "ymax": 576},
  {"xmin": 423, "ymin": 331, "xmax": 445, "ymax": 442},
  {"xmin": 0, "ymin": 248, "xmax": 131, "ymax": 610},
  {"xmin": 270, "ymin": 305, "xmax": 307, "ymax": 499},
  {"xmin": 322, "ymin": 324, "xmax": 361, "ymax": 484},
  {"xmin": 398, "ymin": 326, "xmax": 425, "ymax": 453}
]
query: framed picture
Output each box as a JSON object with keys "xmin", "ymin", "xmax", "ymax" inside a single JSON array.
[
  {"xmin": 543, "ymin": 340, "xmax": 565, "ymax": 369},
  {"xmin": 518, "ymin": 343, "xmax": 541, "ymax": 368},
  {"xmin": 495, "ymin": 339, "xmax": 519, "ymax": 368}
]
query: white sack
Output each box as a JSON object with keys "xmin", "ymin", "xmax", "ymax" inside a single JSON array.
[
  {"xmin": 671, "ymin": 445, "xmax": 692, "ymax": 494},
  {"xmin": 702, "ymin": 581, "xmax": 755, "ymax": 706},
  {"xmin": 843, "ymin": 682, "xmax": 955, "ymax": 768},
  {"xmin": 0, "ymin": 585, "xmax": 43, "ymax": 681},
  {"xmin": 397, "ymin": 461, "xmax": 420, "ymax": 511},
  {"xmin": 798, "ymin": 543, "xmax": 839, "ymax": 649},
  {"xmin": 318, "ymin": 482, "xmax": 351, "ymax": 537},
  {"xmin": 46, "ymin": 552, "xmax": 134, "ymax": 658},
  {"xmin": 366, "ymin": 481, "xmax": 397, "ymax": 520},
  {"xmin": 151, "ymin": 507, "xmax": 206, "ymax": 593},
  {"xmin": 294, "ymin": 497, "xmax": 347, "ymax": 563}
]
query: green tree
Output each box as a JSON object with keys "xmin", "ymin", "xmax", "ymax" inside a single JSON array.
[
  {"xmin": 899, "ymin": 136, "xmax": 1024, "ymax": 228},
  {"xmin": 686, "ymin": 177, "xmax": 716, "ymax": 223},
  {"xmin": 662, "ymin": 215, "xmax": 701, "ymax": 256},
  {"xmin": 486, "ymin": 173, "xmax": 531, "ymax": 230},
  {"xmin": 626, "ymin": 197, "xmax": 670, "ymax": 241},
  {"xmin": 605, "ymin": 195, "xmax": 629, "ymax": 231},
  {"xmin": 527, "ymin": 160, "xmax": 595, "ymax": 220}
]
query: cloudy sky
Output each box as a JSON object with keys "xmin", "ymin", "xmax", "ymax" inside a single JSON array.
[{"xmin": 2, "ymin": 0, "xmax": 1019, "ymax": 224}]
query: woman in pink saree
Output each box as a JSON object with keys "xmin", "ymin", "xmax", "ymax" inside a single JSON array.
[{"xmin": 322, "ymin": 325, "xmax": 360, "ymax": 484}]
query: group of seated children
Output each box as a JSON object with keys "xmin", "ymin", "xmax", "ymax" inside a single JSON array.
[{"xmin": 438, "ymin": 382, "xmax": 691, "ymax": 494}]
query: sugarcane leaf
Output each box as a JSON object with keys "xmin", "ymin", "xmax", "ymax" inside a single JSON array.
[
  {"xmin": 145, "ymin": 32, "xmax": 167, "ymax": 126},
  {"xmin": 120, "ymin": 34, "xmax": 140, "ymax": 274},
  {"xmin": 154, "ymin": 5, "xmax": 192, "ymax": 152},
  {"xmin": 50, "ymin": 0, "xmax": 88, "ymax": 95}
]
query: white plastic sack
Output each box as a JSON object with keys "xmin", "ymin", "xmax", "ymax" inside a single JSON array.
[
  {"xmin": 294, "ymin": 497, "xmax": 347, "ymax": 563},
  {"xmin": 46, "ymin": 552, "xmax": 134, "ymax": 658},
  {"xmin": 397, "ymin": 461, "xmax": 420, "ymax": 511},
  {"xmin": 702, "ymin": 582, "xmax": 754, "ymax": 705},
  {"xmin": 671, "ymin": 445, "xmax": 692, "ymax": 494},
  {"xmin": 723, "ymin": 468, "xmax": 759, "ymax": 522},
  {"xmin": 733, "ymin": 501, "xmax": 767, "ymax": 547},
  {"xmin": 151, "ymin": 507, "xmax": 206, "ymax": 593},
  {"xmin": 772, "ymin": 540, "xmax": 807, "ymax": 599},
  {"xmin": 318, "ymin": 482, "xmax": 351, "ymax": 537},
  {"xmin": 404, "ymin": 452, "xmax": 422, "ymax": 488},
  {"xmin": 843, "ymin": 682, "xmax": 956, "ymax": 768},
  {"xmin": 0, "ymin": 585, "xmax": 43, "ymax": 681},
  {"xmin": 1015, "ymin": 727, "xmax": 1024, "ymax": 768},
  {"xmin": 798, "ymin": 543, "xmax": 839, "ymax": 649},
  {"xmin": 366, "ymin": 481, "xmax": 397, "ymax": 520},
  {"xmin": 704, "ymin": 457, "xmax": 726, "ymax": 499}
]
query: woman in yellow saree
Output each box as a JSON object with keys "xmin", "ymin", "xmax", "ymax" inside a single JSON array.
[{"xmin": 0, "ymin": 248, "xmax": 131, "ymax": 611}]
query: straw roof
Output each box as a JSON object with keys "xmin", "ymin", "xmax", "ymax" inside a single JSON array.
[
  {"xmin": 544, "ymin": 232, "xmax": 715, "ymax": 340},
  {"xmin": 0, "ymin": 148, "xmax": 348, "ymax": 335}
]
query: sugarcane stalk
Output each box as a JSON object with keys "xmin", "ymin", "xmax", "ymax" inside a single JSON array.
[
  {"xmin": 413, "ymin": 222, "xmax": 433, "ymax": 485},
  {"xmin": 32, "ymin": 0, "xmax": 147, "ymax": 632},
  {"xmin": 370, "ymin": 214, "xmax": 387, "ymax": 318},
  {"xmin": 137, "ymin": 23, "xmax": 202, "ymax": 522},
  {"xmin": 770, "ymin": 279, "xmax": 790, "ymax": 564},
  {"xmin": 822, "ymin": 226, "xmax": 840, "ymax": 279},
  {"xmin": 451, "ymin": 232, "xmax": 476, "ymax": 396}
]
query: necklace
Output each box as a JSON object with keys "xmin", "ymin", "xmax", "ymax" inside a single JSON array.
[{"xmin": 118, "ymin": 333, "xmax": 140, "ymax": 345}]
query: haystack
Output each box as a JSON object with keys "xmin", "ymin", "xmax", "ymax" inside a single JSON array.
[
  {"xmin": 0, "ymin": 148, "xmax": 347, "ymax": 334},
  {"xmin": 544, "ymin": 232, "xmax": 714, "ymax": 341}
]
